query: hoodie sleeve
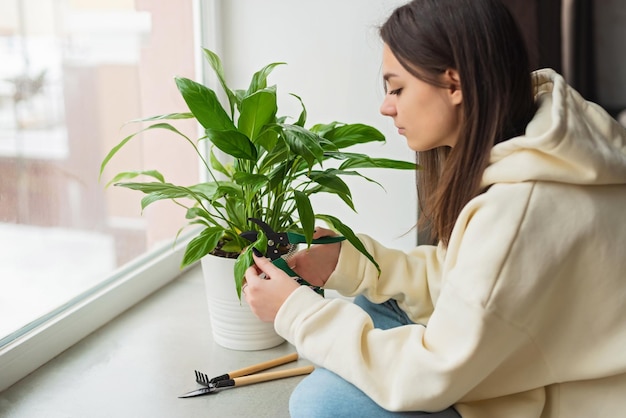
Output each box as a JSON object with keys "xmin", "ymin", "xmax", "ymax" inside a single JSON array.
[
  {"xmin": 325, "ymin": 235, "xmax": 444, "ymax": 325},
  {"xmin": 274, "ymin": 183, "xmax": 544, "ymax": 412}
]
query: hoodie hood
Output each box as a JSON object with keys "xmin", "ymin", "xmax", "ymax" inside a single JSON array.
[{"xmin": 482, "ymin": 69, "xmax": 626, "ymax": 188}]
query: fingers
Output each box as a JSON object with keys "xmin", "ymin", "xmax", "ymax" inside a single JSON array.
[
  {"xmin": 250, "ymin": 251, "xmax": 281, "ymax": 279},
  {"xmin": 244, "ymin": 251, "xmax": 287, "ymax": 287},
  {"xmin": 312, "ymin": 226, "xmax": 336, "ymax": 239},
  {"xmin": 242, "ymin": 253, "xmax": 301, "ymax": 322}
]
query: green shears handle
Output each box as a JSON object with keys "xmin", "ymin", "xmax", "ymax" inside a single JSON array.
[
  {"xmin": 274, "ymin": 234, "xmax": 345, "ymax": 296},
  {"xmin": 285, "ymin": 232, "xmax": 346, "ymax": 246}
]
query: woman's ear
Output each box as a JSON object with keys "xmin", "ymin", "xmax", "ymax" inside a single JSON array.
[{"xmin": 444, "ymin": 69, "xmax": 462, "ymax": 105}]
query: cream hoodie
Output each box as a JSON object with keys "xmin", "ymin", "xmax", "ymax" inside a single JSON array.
[{"xmin": 275, "ymin": 69, "xmax": 626, "ymax": 417}]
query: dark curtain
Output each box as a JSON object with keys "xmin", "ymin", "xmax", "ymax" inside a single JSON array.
[
  {"xmin": 502, "ymin": 0, "xmax": 600, "ymax": 104},
  {"xmin": 570, "ymin": 0, "xmax": 596, "ymax": 102},
  {"xmin": 501, "ymin": 0, "xmax": 562, "ymax": 73},
  {"xmin": 535, "ymin": 0, "xmax": 563, "ymax": 73}
]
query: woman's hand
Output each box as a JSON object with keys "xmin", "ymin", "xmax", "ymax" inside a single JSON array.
[
  {"xmin": 243, "ymin": 251, "xmax": 300, "ymax": 322},
  {"xmin": 243, "ymin": 227, "xmax": 342, "ymax": 322},
  {"xmin": 289, "ymin": 226, "xmax": 341, "ymax": 287}
]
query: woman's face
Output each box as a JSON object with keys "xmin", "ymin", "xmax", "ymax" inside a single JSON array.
[{"xmin": 380, "ymin": 44, "xmax": 463, "ymax": 151}]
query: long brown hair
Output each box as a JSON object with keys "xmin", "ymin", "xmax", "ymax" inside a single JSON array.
[{"xmin": 380, "ymin": 0, "xmax": 536, "ymax": 246}]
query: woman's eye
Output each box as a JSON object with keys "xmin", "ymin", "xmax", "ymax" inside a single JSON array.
[{"xmin": 389, "ymin": 88, "xmax": 402, "ymax": 96}]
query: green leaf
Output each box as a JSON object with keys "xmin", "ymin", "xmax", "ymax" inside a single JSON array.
[
  {"xmin": 99, "ymin": 122, "xmax": 189, "ymax": 181},
  {"xmin": 310, "ymin": 121, "xmax": 342, "ymax": 136},
  {"xmin": 246, "ymin": 62, "xmax": 286, "ymax": 96},
  {"xmin": 266, "ymin": 161, "xmax": 291, "ymax": 191},
  {"xmin": 181, "ymin": 227, "xmax": 225, "ymax": 268},
  {"xmin": 294, "ymin": 191, "xmax": 314, "ymax": 245},
  {"xmin": 308, "ymin": 171, "xmax": 355, "ymax": 210},
  {"xmin": 234, "ymin": 249, "xmax": 252, "ymax": 300},
  {"xmin": 238, "ymin": 88, "xmax": 277, "ymax": 141},
  {"xmin": 312, "ymin": 168, "xmax": 384, "ymax": 190},
  {"xmin": 175, "ymin": 77, "xmax": 235, "ymax": 131},
  {"xmin": 324, "ymin": 123, "xmax": 385, "ymax": 149},
  {"xmin": 140, "ymin": 193, "xmax": 169, "ymax": 209},
  {"xmin": 99, "ymin": 121, "xmax": 213, "ymax": 181},
  {"xmin": 280, "ymin": 124, "xmax": 325, "ymax": 168},
  {"xmin": 213, "ymin": 182, "xmax": 243, "ymax": 200},
  {"xmin": 233, "ymin": 233, "xmax": 268, "ymax": 300},
  {"xmin": 116, "ymin": 181, "xmax": 192, "ymax": 196},
  {"xmin": 316, "ymin": 214, "xmax": 380, "ymax": 276},
  {"xmin": 202, "ymin": 48, "xmax": 238, "ymax": 115},
  {"xmin": 188, "ymin": 182, "xmax": 220, "ymax": 197},
  {"xmin": 254, "ymin": 128, "xmax": 279, "ymax": 151},
  {"xmin": 185, "ymin": 206, "xmax": 212, "ymax": 221},
  {"xmin": 233, "ymin": 172, "xmax": 269, "ymax": 194},
  {"xmin": 105, "ymin": 170, "xmax": 165, "ymax": 188},
  {"xmin": 225, "ymin": 196, "xmax": 246, "ymax": 228},
  {"xmin": 187, "ymin": 219, "xmax": 211, "ymax": 229},
  {"xmin": 209, "ymin": 148, "xmax": 232, "ymax": 177},
  {"xmin": 206, "ymin": 129, "xmax": 257, "ymax": 160},
  {"xmin": 127, "ymin": 112, "xmax": 194, "ymax": 123},
  {"xmin": 115, "ymin": 181, "xmax": 173, "ymax": 194},
  {"xmin": 290, "ymin": 93, "xmax": 307, "ymax": 127},
  {"xmin": 234, "ymin": 89, "xmax": 247, "ymax": 103},
  {"xmin": 259, "ymin": 140, "xmax": 288, "ymax": 170},
  {"xmin": 221, "ymin": 239, "xmax": 244, "ymax": 254},
  {"xmin": 115, "ymin": 182, "xmax": 211, "ymax": 211},
  {"xmin": 338, "ymin": 154, "xmax": 417, "ymax": 170},
  {"xmin": 308, "ymin": 171, "xmax": 351, "ymax": 195}
]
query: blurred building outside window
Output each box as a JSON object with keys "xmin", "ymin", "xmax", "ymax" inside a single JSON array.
[{"xmin": 0, "ymin": 0, "xmax": 199, "ymax": 345}]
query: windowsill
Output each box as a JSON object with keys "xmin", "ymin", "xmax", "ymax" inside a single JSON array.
[{"xmin": 0, "ymin": 265, "xmax": 309, "ymax": 417}]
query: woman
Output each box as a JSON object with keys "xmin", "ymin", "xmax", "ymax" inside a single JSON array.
[{"xmin": 243, "ymin": 0, "xmax": 626, "ymax": 416}]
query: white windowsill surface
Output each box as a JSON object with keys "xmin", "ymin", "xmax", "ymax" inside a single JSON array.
[{"xmin": 0, "ymin": 265, "xmax": 309, "ymax": 418}]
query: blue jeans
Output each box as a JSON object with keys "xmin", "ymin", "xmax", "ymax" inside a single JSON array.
[{"xmin": 289, "ymin": 295, "xmax": 462, "ymax": 418}]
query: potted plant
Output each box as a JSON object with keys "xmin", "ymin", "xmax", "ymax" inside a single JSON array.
[{"xmin": 99, "ymin": 48, "xmax": 416, "ymax": 349}]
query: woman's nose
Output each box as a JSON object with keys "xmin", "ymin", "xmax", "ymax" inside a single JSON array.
[{"xmin": 379, "ymin": 96, "xmax": 396, "ymax": 117}]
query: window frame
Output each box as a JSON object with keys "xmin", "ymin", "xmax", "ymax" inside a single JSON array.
[
  {"xmin": 0, "ymin": 235, "xmax": 195, "ymax": 392},
  {"xmin": 0, "ymin": 0, "xmax": 219, "ymax": 392}
]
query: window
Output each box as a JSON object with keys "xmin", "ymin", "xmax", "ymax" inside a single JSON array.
[{"xmin": 0, "ymin": 0, "xmax": 204, "ymax": 391}]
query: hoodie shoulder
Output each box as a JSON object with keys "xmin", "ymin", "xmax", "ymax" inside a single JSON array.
[{"xmin": 482, "ymin": 69, "xmax": 626, "ymax": 188}]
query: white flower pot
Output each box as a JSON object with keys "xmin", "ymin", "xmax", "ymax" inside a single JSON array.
[{"xmin": 200, "ymin": 254, "xmax": 285, "ymax": 351}]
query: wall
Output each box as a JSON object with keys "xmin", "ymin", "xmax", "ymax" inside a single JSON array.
[{"xmin": 204, "ymin": 0, "xmax": 417, "ymax": 250}]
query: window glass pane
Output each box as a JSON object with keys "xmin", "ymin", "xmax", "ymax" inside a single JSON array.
[{"xmin": 0, "ymin": 0, "xmax": 198, "ymax": 342}]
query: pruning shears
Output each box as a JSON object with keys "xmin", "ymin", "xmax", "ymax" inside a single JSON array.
[{"xmin": 240, "ymin": 218, "xmax": 345, "ymax": 293}]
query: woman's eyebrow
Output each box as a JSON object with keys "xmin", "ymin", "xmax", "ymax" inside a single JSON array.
[{"xmin": 383, "ymin": 72, "xmax": 398, "ymax": 82}]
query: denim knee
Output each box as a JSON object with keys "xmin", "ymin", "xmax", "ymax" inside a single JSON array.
[
  {"xmin": 289, "ymin": 368, "xmax": 371, "ymax": 417},
  {"xmin": 353, "ymin": 295, "xmax": 415, "ymax": 330}
]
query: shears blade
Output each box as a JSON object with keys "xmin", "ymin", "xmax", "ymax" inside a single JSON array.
[{"xmin": 178, "ymin": 386, "xmax": 215, "ymax": 398}]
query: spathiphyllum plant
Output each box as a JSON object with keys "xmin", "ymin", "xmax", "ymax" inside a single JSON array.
[{"xmin": 100, "ymin": 48, "xmax": 416, "ymax": 297}]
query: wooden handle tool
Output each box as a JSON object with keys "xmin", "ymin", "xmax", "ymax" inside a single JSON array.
[
  {"xmin": 228, "ymin": 352, "xmax": 299, "ymax": 379},
  {"xmin": 217, "ymin": 365, "xmax": 315, "ymax": 389}
]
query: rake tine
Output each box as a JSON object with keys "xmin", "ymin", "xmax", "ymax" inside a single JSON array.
[{"xmin": 195, "ymin": 370, "xmax": 211, "ymax": 386}]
